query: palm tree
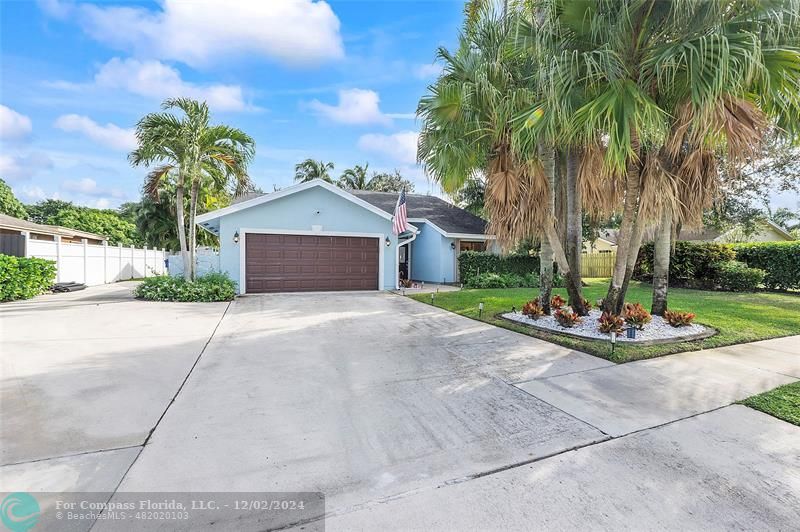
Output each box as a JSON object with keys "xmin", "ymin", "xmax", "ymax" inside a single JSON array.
[
  {"xmin": 294, "ymin": 159, "xmax": 335, "ymax": 183},
  {"xmin": 338, "ymin": 164, "xmax": 371, "ymax": 189},
  {"xmin": 130, "ymin": 98, "xmax": 255, "ymax": 280}
]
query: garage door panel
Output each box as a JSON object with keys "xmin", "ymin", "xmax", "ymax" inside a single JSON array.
[{"xmin": 245, "ymin": 233, "xmax": 379, "ymax": 293}]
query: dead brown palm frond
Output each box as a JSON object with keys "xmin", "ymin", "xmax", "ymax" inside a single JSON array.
[
  {"xmin": 717, "ymin": 96, "xmax": 768, "ymax": 165},
  {"xmin": 578, "ymin": 142, "xmax": 623, "ymax": 219},
  {"xmin": 144, "ymin": 165, "xmax": 174, "ymax": 201},
  {"xmin": 675, "ymin": 147, "xmax": 718, "ymax": 228},
  {"xmin": 637, "ymin": 150, "xmax": 680, "ymax": 223}
]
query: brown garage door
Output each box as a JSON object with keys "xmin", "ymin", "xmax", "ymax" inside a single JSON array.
[{"xmin": 245, "ymin": 233, "xmax": 380, "ymax": 293}]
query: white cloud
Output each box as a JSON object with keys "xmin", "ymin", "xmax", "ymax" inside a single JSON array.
[
  {"xmin": 94, "ymin": 198, "xmax": 111, "ymax": 209},
  {"xmin": 62, "ymin": 177, "xmax": 126, "ymax": 199},
  {"xmin": 414, "ymin": 63, "xmax": 443, "ymax": 79},
  {"xmin": 18, "ymin": 185, "xmax": 47, "ymax": 201},
  {"xmin": 0, "ymin": 105, "xmax": 33, "ymax": 141},
  {"xmin": 357, "ymin": 131, "xmax": 419, "ymax": 164},
  {"xmin": 41, "ymin": 0, "xmax": 344, "ymax": 67},
  {"xmin": 93, "ymin": 58, "xmax": 248, "ymax": 112},
  {"xmin": 0, "ymin": 152, "xmax": 53, "ymax": 181},
  {"xmin": 307, "ymin": 89, "xmax": 391, "ymax": 125},
  {"xmin": 54, "ymin": 114, "xmax": 136, "ymax": 151}
]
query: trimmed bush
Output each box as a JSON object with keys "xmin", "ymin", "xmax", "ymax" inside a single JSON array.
[
  {"xmin": 458, "ymin": 251, "xmax": 540, "ymax": 281},
  {"xmin": 716, "ymin": 260, "xmax": 765, "ymax": 292},
  {"xmin": 134, "ymin": 272, "xmax": 237, "ymax": 302},
  {"xmin": 464, "ymin": 272, "xmax": 524, "ymax": 289},
  {"xmin": 732, "ymin": 241, "xmax": 800, "ymax": 290},
  {"xmin": 635, "ymin": 241, "xmax": 735, "ymax": 288},
  {"xmin": 0, "ymin": 254, "xmax": 56, "ymax": 302}
]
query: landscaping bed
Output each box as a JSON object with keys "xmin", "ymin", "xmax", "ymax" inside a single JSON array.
[
  {"xmin": 500, "ymin": 309, "xmax": 714, "ymax": 345},
  {"xmin": 410, "ymin": 280, "xmax": 800, "ymax": 363}
]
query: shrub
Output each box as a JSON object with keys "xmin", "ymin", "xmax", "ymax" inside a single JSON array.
[
  {"xmin": 550, "ymin": 294, "xmax": 566, "ymax": 309},
  {"xmin": 623, "ymin": 302, "xmax": 652, "ymax": 330},
  {"xmin": 458, "ymin": 251, "xmax": 540, "ymax": 284},
  {"xmin": 464, "ymin": 272, "xmax": 524, "ymax": 289},
  {"xmin": 134, "ymin": 272, "xmax": 237, "ymax": 302},
  {"xmin": 522, "ymin": 299, "xmax": 545, "ymax": 319},
  {"xmin": 597, "ymin": 311, "xmax": 624, "ymax": 334},
  {"xmin": 635, "ymin": 241, "xmax": 735, "ymax": 288},
  {"xmin": 0, "ymin": 254, "xmax": 56, "ymax": 302},
  {"xmin": 716, "ymin": 260, "xmax": 765, "ymax": 292},
  {"xmin": 554, "ymin": 309, "xmax": 581, "ymax": 328},
  {"xmin": 663, "ymin": 310, "xmax": 696, "ymax": 327},
  {"xmin": 732, "ymin": 241, "xmax": 800, "ymax": 290}
]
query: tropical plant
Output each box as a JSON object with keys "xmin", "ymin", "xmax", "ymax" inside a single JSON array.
[
  {"xmin": 522, "ymin": 299, "xmax": 545, "ymax": 319},
  {"xmin": 130, "ymin": 98, "xmax": 255, "ymax": 280},
  {"xmin": 663, "ymin": 310, "xmax": 696, "ymax": 327},
  {"xmin": 294, "ymin": 159, "xmax": 335, "ymax": 183},
  {"xmin": 337, "ymin": 164, "xmax": 371, "ymax": 190},
  {"xmin": 554, "ymin": 308, "xmax": 581, "ymax": 328},
  {"xmin": 623, "ymin": 302, "xmax": 652, "ymax": 330},
  {"xmin": 368, "ymin": 170, "xmax": 415, "ymax": 192},
  {"xmin": 597, "ymin": 311, "xmax": 625, "ymax": 334},
  {"xmin": 134, "ymin": 272, "xmax": 237, "ymax": 302},
  {"xmin": 0, "ymin": 178, "xmax": 27, "ymax": 218},
  {"xmin": 0, "ymin": 255, "xmax": 56, "ymax": 301},
  {"xmin": 24, "ymin": 199, "xmax": 140, "ymax": 245},
  {"xmin": 550, "ymin": 294, "xmax": 566, "ymax": 309}
]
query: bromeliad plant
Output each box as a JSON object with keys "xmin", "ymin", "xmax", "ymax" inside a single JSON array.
[
  {"xmin": 554, "ymin": 308, "xmax": 581, "ymax": 328},
  {"xmin": 597, "ymin": 311, "xmax": 625, "ymax": 334},
  {"xmin": 623, "ymin": 302, "xmax": 652, "ymax": 330},
  {"xmin": 522, "ymin": 299, "xmax": 545, "ymax": 319},
  {"xmin": 663, "ymin": 310, "xmax": 696, "ymax": 327},
  {"xmin": 550, "ymin": 295, "xmax": 567, "ymax": 310}
]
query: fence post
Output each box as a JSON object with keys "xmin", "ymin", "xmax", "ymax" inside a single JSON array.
[
  {"xmin": 82, "ymin": 239, "xmax": 88, "ymax": 284},
  {"xmin": 21, "ymin": 231, "xmax": 30, "ymax": 258},
  {"xmin": 103, "ymin": 241, "xmax": 108, "ymax": 284},
  {"xmin": 118, "ymin": 243, "xmax": 123, "ymax": 281},
  {"xmin": 144, "ymin": 246, "xmax": 149, "ymax": 278},
  {"xmin": 130, "ymin": 244, "xmax": 135, "ymax": 280},
  {"xmin": 161, "ymin": 248, "xmax": 166, "ymax": 275},
  {"xmin": 55, "ymin": 235, "xmax": 62, "ymax": 283}
]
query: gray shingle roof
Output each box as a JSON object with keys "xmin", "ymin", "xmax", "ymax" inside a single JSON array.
[{"xmin": 349, "ymin": 190, "xmax": 488, "ymax": 235}]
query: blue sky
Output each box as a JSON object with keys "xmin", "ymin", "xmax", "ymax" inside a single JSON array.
[{"xmin": 0, "ymin": 0, "xmax": 464, "ymax": 209}]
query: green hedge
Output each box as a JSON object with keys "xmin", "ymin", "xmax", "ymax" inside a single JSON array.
[
  {"xmin": 732, "ymin": 241, "xmax": 800, "ymax": 290},
  {"xmin": 635, "ymin": 241, "xmax": 736, "ymax": 288},
  {"xmin": 0, "ymin": 254, "xmax": 57, "ymax": 302},
  {"xmin": 134, "ymin": 272, "xmax": 237, "ymax": 302},
  {"xmin": 458, "ymin": 251, "xmax": 540, "ymax": 283},
  {"xmin": 717, "ymin": 260, "xmax": 765, "ymax": 292}
]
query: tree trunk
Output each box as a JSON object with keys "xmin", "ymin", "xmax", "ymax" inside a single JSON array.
[
  {"xmin": 188, "ymin": 180, "xmax": 200, "ymax": 281},
  {"xmin": 554, "ymin": 150, "xmax": 568, "ymax": 250},
  {"xmin": 175, "ymin": 177, "xmax": 190, "ymax": 281},
  {"xmin": 565, "ymin": 147, "xmax": 587, "ymax": 314},
  {"xmin": 603, "ymin": 135, "xmax": 641, "ymax": 314},
  {"xmin": 539, "ymin": 145, "xmax": 555, "ymax": 314},
  {"xmin": 543, "ymin": 222, "xmax": 584, "ymax": 316},
  {"xmin": 651, "ymin": 208, "xmax": 672, "ymax": 315},
  {"xmin": 616, "ymin": 216, "xmax": 645, "ymax": 314}
]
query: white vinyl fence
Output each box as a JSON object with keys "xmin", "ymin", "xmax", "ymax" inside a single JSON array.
[
  {"xmin": 27, "ymin": 237, "xmax": 167, "ymax": 286},
  {"xmin": 167, "ymin": 247, "xmax": 220, "ymax": 278}
]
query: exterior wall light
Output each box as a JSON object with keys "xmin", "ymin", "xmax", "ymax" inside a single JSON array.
[
  {"xmin": 385, "ymin": 236, "xmax": 391, "ymax": 247},
  {"xmin": 233, "ymin": 231, "xmax": 240, "ymax": 244},
  {"xmin": 450, "ymin": 242, "xmax": 456, "ymax": 250}
]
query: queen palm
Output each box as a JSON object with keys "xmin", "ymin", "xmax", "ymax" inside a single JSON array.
[
  {"xmin": 130, "ymin": 98, "xmax": 255, "ymax": 280},
  {"xmin": 294, "ymin": 159, "xmax": 335, "ymax": 183},
  {"xmin": 338, "ymin": 163, "xmax": 372, "ymax": 190}
]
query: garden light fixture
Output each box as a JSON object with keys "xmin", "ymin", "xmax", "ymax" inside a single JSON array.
[{"xmin": 233, "ymin": 231, "xmax": 239, "ymax": 244}]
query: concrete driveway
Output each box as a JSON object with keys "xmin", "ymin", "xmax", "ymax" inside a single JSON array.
[{"xmin": 1, "ymin": 285, "xmax": 798, "ymax": 531}]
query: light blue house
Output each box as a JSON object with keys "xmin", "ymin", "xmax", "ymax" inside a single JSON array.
[{"xmin": 195, "ymin": 179, "xmax": 493, "ymax": 294}]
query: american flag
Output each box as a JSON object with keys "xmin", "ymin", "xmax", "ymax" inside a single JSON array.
[{"xmin": 392, "ymin": 189, "xmax": 409, "ymax": 235}]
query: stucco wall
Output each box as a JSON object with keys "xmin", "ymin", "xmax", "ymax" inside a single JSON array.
[
  {"xmin": 409, "ymin": 223, "xmax": 457, "ymax": 283},
  {"xmin": 216, "ymin": 186, "xmax": 398, "ymax": 291}
]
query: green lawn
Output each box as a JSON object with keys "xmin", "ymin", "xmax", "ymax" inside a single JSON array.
[
  {"xmin": 740, "ymin": 381, "xmax": 800, "ymax": 427},
  {"xmin": 410, "ymin": 279, "xmax": 800, "ymax": 363}
]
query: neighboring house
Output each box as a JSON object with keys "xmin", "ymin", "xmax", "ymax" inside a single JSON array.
[
  {"xmin": 195, "ymin": 179, "xmax": 493, "ymax": 294},
  {"xmin": 585, "ymin": 219, "xmax": 794, "ymax": 253},
  {"xmin": 0, "ymin": 213, "xmax": 107, "ymax": 256}
]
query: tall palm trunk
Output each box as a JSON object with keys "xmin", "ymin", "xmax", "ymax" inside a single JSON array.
[
  {"xmin": 188, "ymin": 179, "xmax": 200, "ymax": 281},
  {"xmin": 565, "ymin": 147, "xmax": 587, "ymax": 315},
  {"xmin": 539, "ymin": 145, "xmax": 555, "ymax": 314},
  {"xmin": 617, "ymin": 216, "xmax": 645, "ymax": 314},
  {"xmin": 651, "ymin": 208, "xmax": 672, "ymax": 315},
  {"xmin": 175, "ymin": 174, "xmax": 190, "ymax": 281},
  {"xmin": 543, "ymin": 223, "xmax": 584, "ymax": 312},
  {"xmin": 604, "ymin": 134, "xmax": 641, "ymax": 314}
]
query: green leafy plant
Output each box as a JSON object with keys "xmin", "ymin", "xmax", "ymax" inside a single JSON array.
[
  {"xmin": 134, "ymin": 272, "xmax": 236, "ymax": 302},
  {"xmin": 733, "ymin": 242, "xmax": 800, "ymax": 290},
  {"xmin": 0, "ymin": 254, "xmax": 56, "ymax": 301},
  {"xmin": 635, "ymin": 241, "xmax": 736, "ymax": 288},
  {"xmin": 458, "ymin": 251, "xmax": 540, "ymax": 283},
  {"xmin": 623, "ymin": 302, "xmax": 652, "ymax": 330},
  {"xmin": 716, "ymin": 261, "xmax": 765, "ymax": 292},
  {"xmin": 597, "ymin": 311, "xmax": 624, "ymax": 333},
  {"xmin": 663, "ymin": 309, "xmax": 696, "ymax": 327},
  {"xmin": 554, "ymin": 308, "xmax": 581, "ymax": 328},
  {"xmin": 522, "ymin": 299, "xmax": 545, "ymax": 319},
  {"xmin": 550, "ymin": 294, "xmax": 566, "ymax": 309}
]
